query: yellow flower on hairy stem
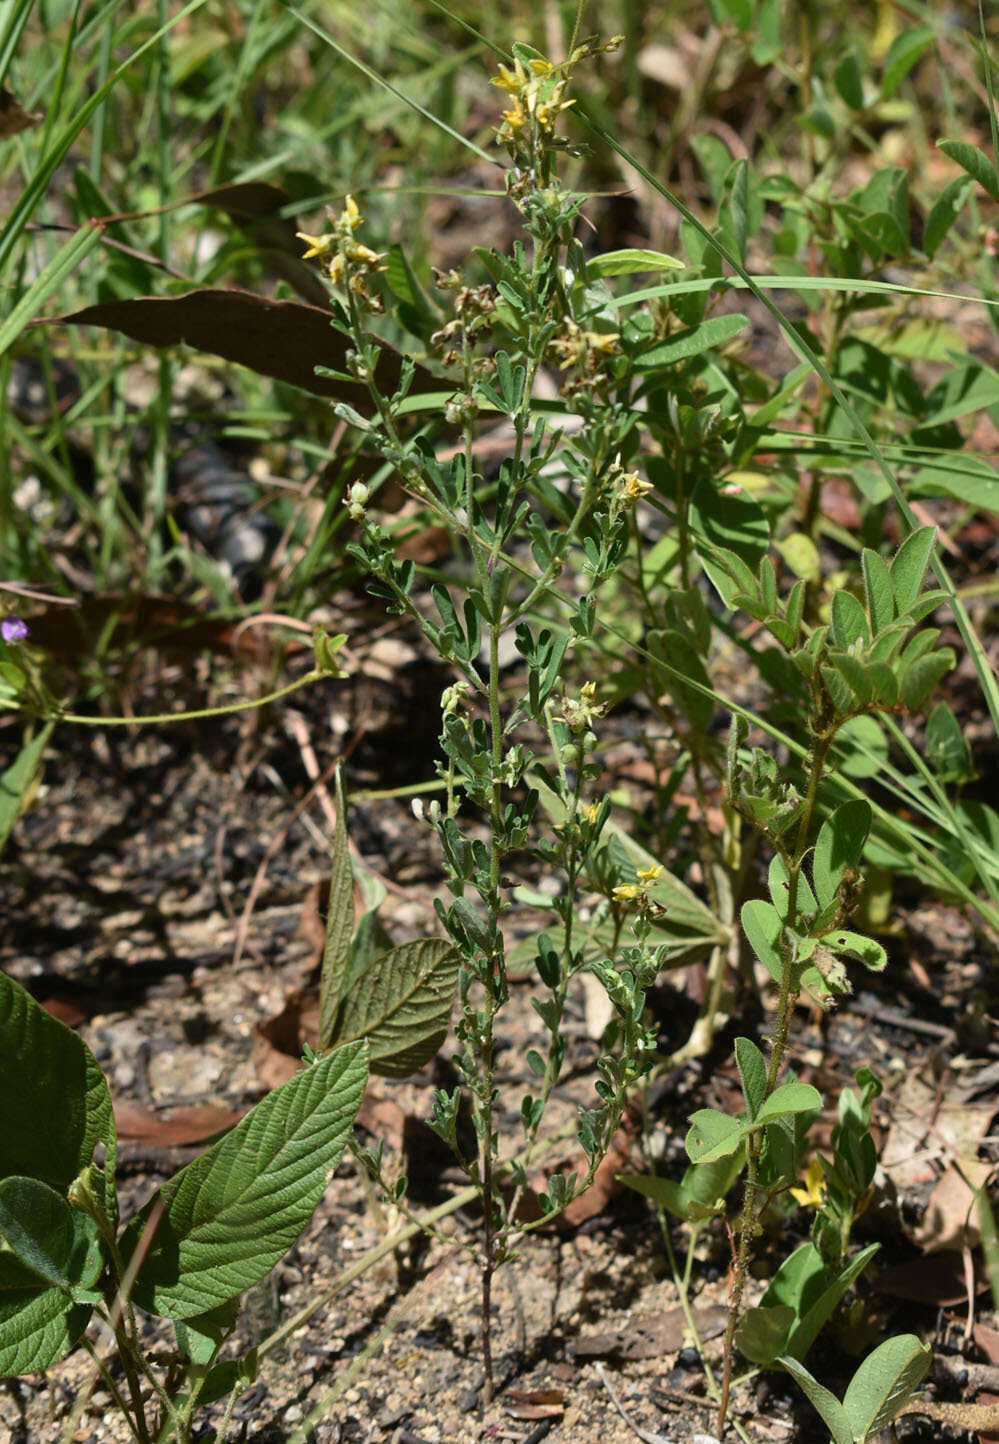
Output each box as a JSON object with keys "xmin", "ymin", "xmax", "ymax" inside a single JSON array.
[
  {"xmin": 789, "ymin": 1158, "xmax": 826, "ymax": 1208},
  {"xmin": 618, "ymin": 472, "xmax": 653, "ymax": 505},
  {"xmin": 583, "ymin": 800, "xmax": 600, "ymax": 825},
  {"xmin": 612, "ymin": 883, "xmax": 641, "ymax": 902},
  {"xmin": 297, "ymin": 231, "xmax": 335, "ymax": 260},
  {"xmin": 500, "ymin": 101, "xmax": 526, "ymax": 132},
  {"xmin": 491, "ymin": 59, "xmax": 528, "ymax": 94},
  {"xmin": 636, "ymin": 863, "xmax": 663, "ymax": 886},
  {"xmin": 584, "ymin": 330, "xmax": 620, "ymax": 356}
]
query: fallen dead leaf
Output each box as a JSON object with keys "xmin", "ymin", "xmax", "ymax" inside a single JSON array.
[
  {"xmin": 569, "ymin": 1303, "xmax": 727, "ymax": 1361},
  {"xmin": 874, "ymin": 1250, "xmax": 991, "ymax": 1307},
  {"xmin": 0, "ymin": 86, "xmax": 40, "ymax": 137},
  {"xmin": 504, "ymin": 1387, "xmax": 564, "ymax": 1420},
  {"xmin": 114, "ymin": 1100, "xmax": 245, "ymax": 1146},
  {"xmin": 43, "ymin": 289, "xmax": 440, "ymax": 408}
]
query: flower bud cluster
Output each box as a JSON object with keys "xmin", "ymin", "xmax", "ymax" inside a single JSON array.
[{"xmin": 297, "ymin": 195, "xmax": 386, "ymax": 309}]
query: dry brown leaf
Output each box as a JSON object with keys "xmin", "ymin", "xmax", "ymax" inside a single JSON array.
[
  {"xmin": 114, "ymin": 1101, "xmax": 245, "ymax": 1146},
  {"xmin": 913, "ymin": 1159, "xmax": 992, "ymax": 1252},
  {"xmin": 569, "ymin": 1303, "xmax": 726, "ymax": 1361},
  {"xmin": 874, "ymin": 1250, "xmax": 991, "ymax": 1306},
  {"xmin": 43, "ymin": 289, "xmax": 439, "ymax": 407},
  {"xmin": 0, "ymin": 87, "xmax": 40, "ymax": 137},
  {"xmin": 504, "ymin": 1388, "xmax": 564, "ymax": 1420}
]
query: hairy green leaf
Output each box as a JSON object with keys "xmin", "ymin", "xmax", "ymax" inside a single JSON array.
[
  {"xmin": 685, "ymin": 1108, "xmax": 745, "ymax": 1164},
  {"xmin": 0, "ymin": 1254, "xmax": 92, "ymax": 1375},
  {"xmin": 812, "ymin": 800, "xmax": 872, "ymax": 909},
  {"xmin": 778, "ymin": 1354, "xmax": 854, "ymax": 1444},
  {"xmin": 742, "ymin": 898, "xmax": 783, "ymax": 984},
  {"xmin": 0, "ymin": 972, "xmax": 116, "ymax": 1219},
  {"xmin": 843, "ymin": 1334, "xmax": 931, "ymax": 1440},
  {"xmin": 127, "ymin": 1041, "xmax": 368, "ymax": 1319},
  {"xmin": 735, "ymin": 1037, "xmax": 767, "ymax": 1121},
  {"xmin": 318, "ymin": 767, "xmax": 355, "ymax": 1048},
  {"xmin": 0, "ymin": 1177, "xmax": 101, "ymax": 1292},
  {"xmin": 334, "ymin": 938, "xmax": 459, "ymax": 1077},
  {"xmin": 889, "ymin": 527, "xmax": 936, "ymax": 614},
  {"xmin": 756, "ymin": 1082, "xmax": 822, "ymax": 1125},
  {"xmin": 938, "ymin": 138, "xmax": 999, "ymax": 201}
]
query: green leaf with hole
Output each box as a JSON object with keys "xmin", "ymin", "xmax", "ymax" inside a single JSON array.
[
  {"xmin": 821, "ymin": 930, "xmax": 886, "ymax": 972},
  {"xmin": 685, "ymin": 1108, "xmax": 745, "ymax": 1164},
  {"xmin": 126, "ymin": 1041, "xmax": 368, "ymax": 1319}
]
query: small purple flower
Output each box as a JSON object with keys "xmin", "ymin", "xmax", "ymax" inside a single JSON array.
[{"xmin": 1, "ymin": 616, "xmax": 29, "ymax": 643}]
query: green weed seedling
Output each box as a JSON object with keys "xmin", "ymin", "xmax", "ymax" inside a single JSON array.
[
  {"xmin": 0, "ymin": 969, "xmax": 371, "ymax": 1444},
  {"xmin": 779, "ymin": 1335, "xmax": 931, "ymax": 1444},
  {"xmin": 691, "ymin": 531, "xmax": 955, "ymax": 1428}
]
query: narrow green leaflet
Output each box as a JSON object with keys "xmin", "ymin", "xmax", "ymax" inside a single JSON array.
[
  {"xmin": 755, "ymin": 1082, "xmax": 821, "ymax": 1126},
  {"xmin": 860, "ymin": 550, "xmax": 894, "ymax": 634},
  {"xmin": 0, "ymin": 1254, "xmax": 93, "ymax": 1375},
  {"xmin": 633, "ymin": 313, "xmax": 750, "ymax": 369},
  {"xmin": 0, "ymin": 1177, "xmax": 101, "ymax": 1292},
  {"xmin": 127, "ymin": 1041, "xmax": 368, "ymax": 1319},
  {"xmin": 842, "ymin": 1334, "xmax": 931, "ymax": 1440},
  {"xmin": 0, "ymin": 972, "xmax": 116, "ymax": 1217},
  {"xmin": 938, "ymin": 138, "xmax": 999, "ymax": 201},
  {"xmin": 889, "ymin": 527, "xmax": 936, "ymax": 614},
  {"xmin": 778, "ymin": 1355, "xmax": 854, "ymax": 1444},
  {"xmin": 812, "ymin": 800, "xmax": 872, "ymax": 908},
  {"xmin": 735, "ymin": 1037, "xmax": 767, "ymax": 1121},
  {"xmin": 585, "ymin": 248, "xmax": 683, "ymax": 277},
  {"xmin": 784, "ymin": 1243, "xmax": 880, "ymax": 1361},
  {"xmin": 331, "ymin": 938, "xmax": 460, "ymax": 1077},
  {"xmin": 318, "ymin": 767, "xmax": 355, "ymax": 1048},
  {"xmin": 0, "ymin": 723, "xmax": 53, "ymax": 855},
  {"xmin": 741, "ymin": 898, "xmax": 783, "ymax": 984}
]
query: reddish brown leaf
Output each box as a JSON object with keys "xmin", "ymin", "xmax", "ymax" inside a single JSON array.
[
  {"xmin": 24, "ymin": 594, "xmax": 275, "ymax": 663},
  {"xmin": 504, "ymin": 1387, "xmax": 564, "ymax": 1420},
  {"xmin": 42, "ymin": 289, "xmax": 439, "ymax": 406},
  {"xmin": 875, "ymin": 1251, "xmax": 991, "ymax": 1306},
  {"xmin": 114, "ymin": 1101, "xmax": 245, "ymax": 1146},
  {"xmin": 253, "ymin": 987, "xmax": 319, "ymax": 1089},
  {"xmin": 0, "ymin": 87, "xmax": 40, "ymax": 137}
]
